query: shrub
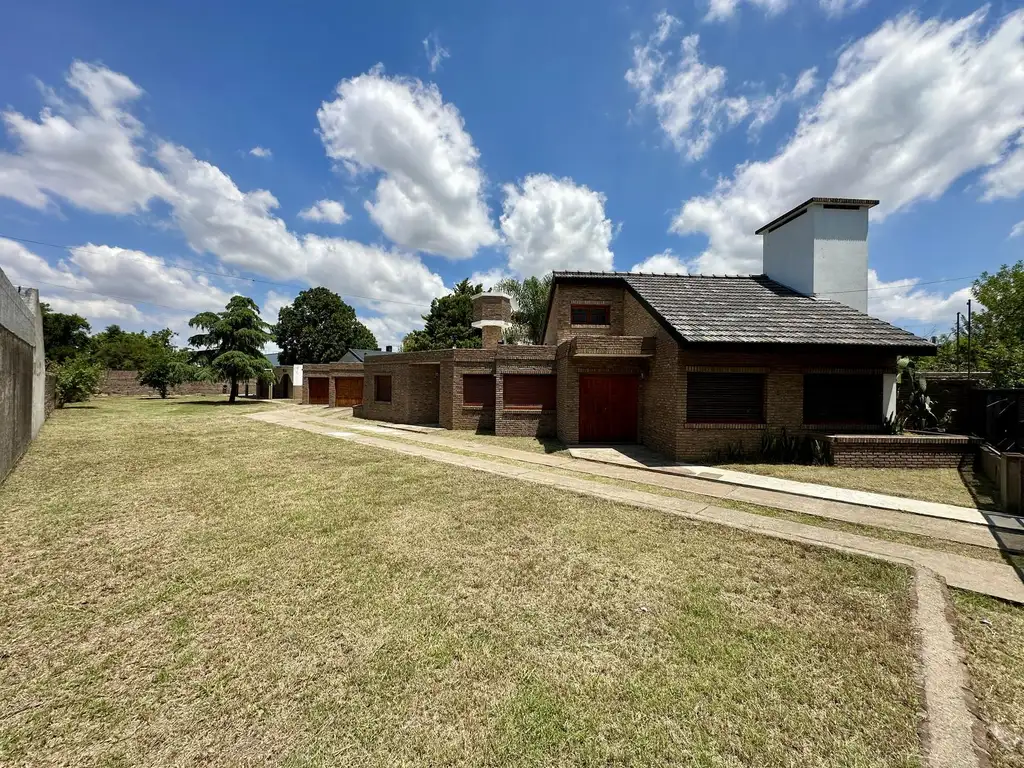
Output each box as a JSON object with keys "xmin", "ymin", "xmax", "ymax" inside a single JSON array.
[{"xmin": 53, "ymin": 356, "xmax": 102, "ymax": 408}]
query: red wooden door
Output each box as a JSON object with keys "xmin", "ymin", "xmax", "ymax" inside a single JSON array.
[
  {"xmin": 307, "ymin": 377, "xmax": 329, "ymax": 405},
  {"xmin": 334, "ymin": 377, "xmax": 363, "ymax": 406},
  {"xmin": 578, "ymin": 375, "xmax": 639, "ymax": 443}
]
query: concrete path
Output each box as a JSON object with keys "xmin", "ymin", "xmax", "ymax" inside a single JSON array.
[
  {"xmin": 569, "ymin": 446, "xmax": 1021, "ymax": 531},
  {"xmin": 249, "ymin": 409, "xmax": 1024, "ymax": 603},
  {"xmin": 299, "ymin": 414, "xmax": 1024, "ymax": 555},
  {"xmin": 914, "ymin": 569, "xmax": 983, "ymax": 767}
]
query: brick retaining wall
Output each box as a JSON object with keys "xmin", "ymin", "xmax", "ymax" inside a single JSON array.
[
  {"xmin": 824, "ymin": 433, "xmax": 981, "ymax": 468},
  {"xmin": 98, "ymin": 370, "xmax": 228, "ymax": 397}
]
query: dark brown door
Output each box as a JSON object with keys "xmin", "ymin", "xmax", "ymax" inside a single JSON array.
[
  {"xmin": 334, "ymin": 377, "xmax": 363, "ymax": 406},
  {"xmin": 579, "ymin": 375, "xmax": 639, "ymax": 443},
  {"xmin": 307, "ymin": 377, "xmax": 329, "ymax": 405}
]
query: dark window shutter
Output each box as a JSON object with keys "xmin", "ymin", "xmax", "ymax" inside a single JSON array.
[
  {"xmin": 803, "ymin": 374, "xmax": 882, "ymax": 425},
  {"xmin": 504, "ymin": 375, "xmax": 556, "ymax": 410},
  {"xmin": 463, "ymin": 374, "xmax": 495, "ymax": 407},
  {"xmin": 686, "ymin": 373, "xmax": 765, "ymax": 423},
  {"xmin": 570, "ymin": 305, "xmax": 610, "ymax": 325},
  {"xmin": 375, "ymin": 375, "xmax": 392, "ymax": 403}
]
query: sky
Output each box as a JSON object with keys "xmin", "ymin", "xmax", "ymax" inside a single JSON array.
[{"xmin": 1, "ymin": 0, "xmax": 1022, "ymax": 351}]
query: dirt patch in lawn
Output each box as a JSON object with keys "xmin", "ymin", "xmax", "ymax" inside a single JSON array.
[{"xmin": 1, "ymin": 398, "xmax": 922, "ymax": 767}]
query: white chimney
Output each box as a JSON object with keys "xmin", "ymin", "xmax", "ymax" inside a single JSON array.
[{"xmin": 757, "ymin": 197, "xmax": 878, "ymax": 314}]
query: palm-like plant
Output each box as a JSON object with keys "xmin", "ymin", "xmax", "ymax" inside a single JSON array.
[
  {"xmin": 188, "ymin": 296, "xmax": 275, "ymax": 403},
  {"xmin": 495, "ymin": 274, "xmax": 553, "ymax": 345}
]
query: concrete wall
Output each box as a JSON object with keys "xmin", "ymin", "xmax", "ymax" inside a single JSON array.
[
  {"xmin": 763, "ymin": 206, "xmax": 816, "ymax": 297},
  {"xmin": 1, "ymin": 268, "xmax": 46, "ymax": 483}
]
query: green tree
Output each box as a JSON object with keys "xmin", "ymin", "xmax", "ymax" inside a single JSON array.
[
  {"xmin": 495, "ymin": 274, "xmax": 553, "ymax": 344},
  {"xmin": 275, "ymin": 287, "xmax": 378, "ymax": 364},
  {"xmin": 402, "ymin": 279, "xmax": 482, "ymax": 352},
  {"xmin": 40, "ymin": 303, "xmax": 91, "ymax": 364},
  {"xmin": 138, "ymin": 347, "xmax": 197, "ymax": 398},
  {"xmin": 53, "ymin": 355, "xmax": 102, "ymax": 408},
  {"xmin": 188, "ymin": 296, "xmax": 275, "ymax": 403},
  {"xmin": 92, "ymin": 325, "xmax": 176, "ymax": 370}
]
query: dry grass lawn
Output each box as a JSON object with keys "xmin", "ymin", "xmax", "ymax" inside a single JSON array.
[
  {"xmin": 953, "ymin": 591, "xmax": 1024, "ymax": 768},
  {"xmin": 1, "ymin": 397, "xmax": 925, "ymax": 766},
  {"xmin": 716, "ymin": 462, "xmax": 999, "ymax": 510}
]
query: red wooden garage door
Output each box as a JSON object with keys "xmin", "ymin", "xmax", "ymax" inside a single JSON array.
[
  {"xmin": 307, "ymin": 377, "xmax": 329, "ymax": 405},
  {"xmin": 334, "ymin": 376, "xmax": 363, "ymax": 406},
  {"xmin": 578, "ymin": 375, "xmax": 639, "ymax": 443}
]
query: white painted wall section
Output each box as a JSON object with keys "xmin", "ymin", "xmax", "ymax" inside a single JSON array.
[
  {"xmin": 812, "ymin": 206, "xmax": 868, "ymax": 313},
  {"xmin": 882, "ymin": 373, "xmax": 897, "ymax": 421}
]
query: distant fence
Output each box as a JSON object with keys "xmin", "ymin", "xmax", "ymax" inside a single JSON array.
[
  {"xmin": 968, "ymin": 389, "xmax": 1024, "ymax": 453},
  {"xmin": 1, "ymin": 267, "xmax": 46, "ymax": 484}
]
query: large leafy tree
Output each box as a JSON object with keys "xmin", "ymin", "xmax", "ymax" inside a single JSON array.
[
  {"xmin": 402, "ymin": 279, "xmax": 482, "ymax": 352},
  {"xmin": 138, "ymin": 344, "xmax": 199, "ymax": 398},
  {"xmin": 40, "ymin": 303, "xmax": 91, "ymax": 364},
  {"xmin": 188, "ymin": 296, "xmax": 275, "ymax": 403},
  {"xmin": 916, "ymin": 261, "xmax": 1024, "ymax": 387},
  {"xmin": 495, "ymin": 274, "xmax": 553, "ymax": 344},
  {"xmin": 275, "ymin": 287, "xmax": 378, "ymax": 364},
  {"xmin": 92, "ymin": 325, "xmax": 177, "ymax": 370}
]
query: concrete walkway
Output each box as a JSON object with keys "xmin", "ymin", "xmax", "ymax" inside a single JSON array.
[
  {"xmin": 249, "ymin": 408, "xmax": 1024, "ymax": 603},
  {"xmin": 299, "ymin": 414, "xmax": 1024, "ymax": 555},
  {"xmin": 569, "ymin": 446, "xmax": 1019, "ymax": 531}
]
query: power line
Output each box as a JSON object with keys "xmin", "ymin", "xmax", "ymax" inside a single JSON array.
[{"xmin": 0, "ymin": 232, "xmax": 434, "ymax": 309}]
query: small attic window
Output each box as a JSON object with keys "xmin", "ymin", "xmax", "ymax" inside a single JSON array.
[
  {"xmin": 822, "ymin": 203, "xmax": 860, "ymax": 210},
  {"xmin": 571, "ymin": 305, "xmax": 610, "ymax": 325}
]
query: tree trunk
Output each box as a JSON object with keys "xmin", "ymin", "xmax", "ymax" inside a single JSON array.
[
  {"xmin": 229, "ymin": 378, "xmax": 238, "ymax": 404},
  {"xmin": 160, "ymin": 385, "xmax": 169, "ymax": 399}
]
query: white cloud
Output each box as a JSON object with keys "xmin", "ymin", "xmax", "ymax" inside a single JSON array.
[
  {"xmin": 631, "ymin": 249, "xmax": 689, "ymax": 274},
  {"xmin": 469, "ymin": 266, "xmax": 512, "ymax": 290},
  {"xmin": 298, "ymin": 199, "xmax": 349, "ymax": 225},
  {"xmin": 261, "ymin": 290, "xmax": 292, "ymax": 323},
  {"xmin": 363, "ymin": 313, "xmax": 422, "ymax": 350},
  {"xmin": 44, "ymin": 296, "xmax": 144, "ymax": 323},
  {"xmin": 673, "ymin": 9, "xmax": 1024, "ymax": 274},
  {"xmin": 981, "ymin": 136, "xmax": 1024, "ymax": 201},
  {"xmin": 1010, "ymin": 220, "xmax": 1024, "ymax": 238},
  {"xmin": 317, "ymin": 66, "xmax": 498, "ymax": 259},
  {"xmin": 500, "ymin": 174, "xmax": 614, "ymax": 277},
  {"xmin": 249, "ymin": 146, "xmax": 272, "ymax": 158},
  {"xmin": 820, "ymin": 0, "xmax": 869, "ymax": 18},
  {"xmin": 423, "ymin": 33, "xmax": 450, "ymax": 73},
  {"xmin": 0, "ymin": 61, "xmax": 171, "ymax": 213},
  {"xmin": 867, "ymin": 270, "xmax": 972, "ymax": 328},
  {"xmin": 626, "ymin": 15, "xmax": 815, "ymax": 159},
  {"xmin": 705, "ymin": 0, "xmax": 789, "ymax": 23}
]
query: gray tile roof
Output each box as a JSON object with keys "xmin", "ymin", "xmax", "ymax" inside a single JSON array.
[{"xmin": 552, "ymin": 271, "xmax": 934, "ymax": 349}]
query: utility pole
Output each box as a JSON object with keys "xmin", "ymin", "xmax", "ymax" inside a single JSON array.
[
  {"xmin": 966, "ymin": 300, "xmax": 973, "ymax": 381},
  {"xmin": 955, "ymin": 312, "xmax": 961, "ymax": 372}
]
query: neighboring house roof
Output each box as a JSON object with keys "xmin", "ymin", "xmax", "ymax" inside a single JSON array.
[
  {"xmin": 546, "ymin": 271, "xmax": 935, "ymax": 351},
  {"xmin": 337, "ymin": 348, "xmax": 380, "ymax": 363},
  {"xmin": 265, "ymin": 352, "xmax": 279, "ymax": 366}
]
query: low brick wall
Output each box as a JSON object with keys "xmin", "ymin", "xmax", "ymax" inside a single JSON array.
[
  {"xmin": 824, "ymin": 433, "xmax": 981, "ymax": 468},
  {"xmin": 97, "ymin": 370, "xmax": 227, "ymax": 397}
]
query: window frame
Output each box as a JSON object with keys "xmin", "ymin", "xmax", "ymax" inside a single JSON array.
[
  {"xmin": 570, "ymin": 304, "xmax": 611, "ymax": 326},
  {"xmin": 802, "ymin": 373, "xmax": 882, "ymax": 426},
  {"xmin": 462, "ymin": 373, "xmax": 496, "ymax": 408},
  {"xmin": 374, "ymin": 374, "xmax": 392, "ymax": 403},
  {"xmin": 503, "ymin": 374, "xmax": 557, "ymax": 411},
  {"xmin": 685, "ymin": 372, "xmax": 766, "ymax": 425}
]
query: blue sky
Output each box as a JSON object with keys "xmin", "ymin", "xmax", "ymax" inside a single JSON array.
[{"xmin": 1, "ymin": 0, "xmax": 1023, "ymax": 349}]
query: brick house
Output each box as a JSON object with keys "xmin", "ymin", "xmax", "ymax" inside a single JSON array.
[{"xmin": 354, "ymin": 197, "xmax": 937, "ymax": 460}]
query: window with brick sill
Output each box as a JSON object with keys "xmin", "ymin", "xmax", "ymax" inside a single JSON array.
[
  {"xmin": 570, "ymin": 304, "xmax": 610, "ymax": 326},
  {"xmin": 463, "ymin": 374, "xmax": 495, "ymax": 408},
  {"xmin": 686, "ymin": 372, "xmax": 765, "ymax": 424}
]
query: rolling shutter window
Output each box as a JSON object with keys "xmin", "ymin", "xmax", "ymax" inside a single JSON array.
[
  {"xmin": 686, "ymin": 373, "xmax": 765, "ymax": 423},
  {"xmin": 463, "ymin": 374, "xmax": 496, "ymax": 407},
  {"xmin": 504, "ymin": 375, "xmax": 556, "ymax": 410},
  {"xmin": 803, "ymin": 374, "xmax": 882, "ymax": 425},
  {"xmin": 374, "ymin": 375, "xmax": 392, "ymax": 403}
]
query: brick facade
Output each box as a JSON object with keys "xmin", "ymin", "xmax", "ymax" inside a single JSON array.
[
  {"xmin": 825, "ymin": 434, "xmax": 980, "ymax": 468},
  {"xmin": 543, "ymin": 284, "xmax": 625, "ymax": 344},
  {"xmin": 301, "ymin": 363, "xmax": 364, "ymax": 407},
  {"xmin": 97, "ymin": 369, "xmax": 227, "ymax": 397}
]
